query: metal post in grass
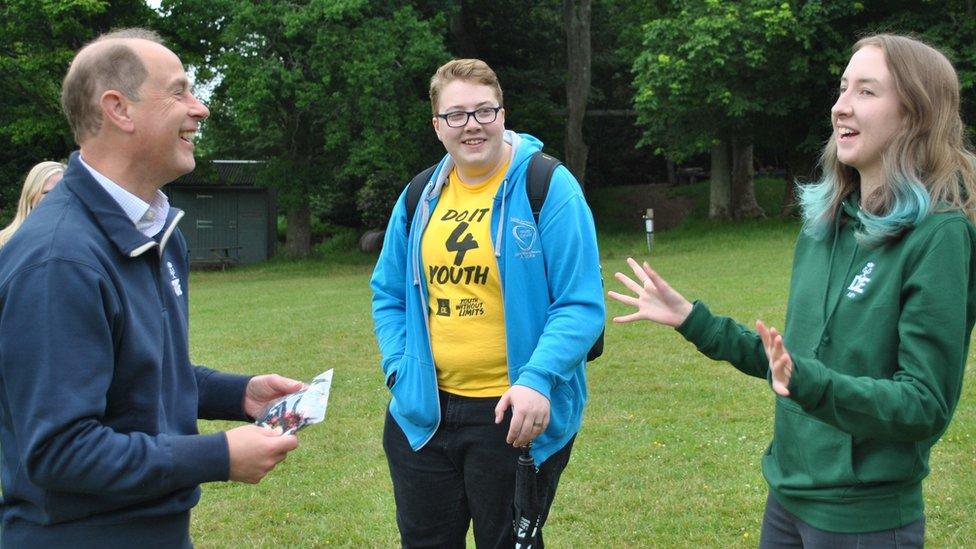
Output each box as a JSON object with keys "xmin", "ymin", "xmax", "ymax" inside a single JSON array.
[{"xmin": 643, "ymin": 208, "xmax": 654, "ymax": 252}]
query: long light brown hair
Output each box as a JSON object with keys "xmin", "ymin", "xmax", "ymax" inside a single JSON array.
[{"xmin": 801, "ymin": 34, "xmax": 976, "ymax": 245}]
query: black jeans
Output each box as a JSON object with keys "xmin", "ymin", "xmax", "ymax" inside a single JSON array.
[
  {"xmin": 759, "ymin": 493, "xmax": 925, "ymax": 548},
  {"xmin": 383, "ymin": 392, "xmax": 575, "ymax": 549}
]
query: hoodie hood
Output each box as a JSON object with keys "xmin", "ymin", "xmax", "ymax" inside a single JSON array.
[{"xmin": 425, "ymin": 131, "xmax": 542, "ymax": 203}]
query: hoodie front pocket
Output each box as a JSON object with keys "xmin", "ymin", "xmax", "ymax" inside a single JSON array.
[
  {"xmin": 388, "ymin": 354, "xmax": 438, "ymax": 430},
  {"xmin": 771, "ymin": 401, "xmax": 859, "ymax": 489}
]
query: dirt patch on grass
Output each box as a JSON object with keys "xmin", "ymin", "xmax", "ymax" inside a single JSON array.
[{"xmin": 591, "ymin": 183, "xmax": 695, "ymax": 232}]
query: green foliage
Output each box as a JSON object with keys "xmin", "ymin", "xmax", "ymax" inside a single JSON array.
[
  {"xmin": 630, "ymin": 0, "xmax": 976, "ymax": 175},
  {"xmin": 312, "ymin": 226, "xmax": 360, "ymax": 256},
  {"xmin": 356, "ymin": 170, "xmax": 404, "ymax": 230},
  {"xmin": 4, "ymin": 0, "xmax": 976, "ymax": 237},
  {"xmin": 0, "ymin": 0, "xmax": 155, "ymax": 216},
  {"xmin": 433, "ymin": 0, "xmax": 571, "ymax": 155},
  {"xmin": 160, "ymin": 0, "xmax": 448, "ymax": 236},
  {"xmin": 866, "ymin": 0, "xmax": 976, "ymax": 131},
  {"xmin": 631, "ymin": 0, "xmax": 860, "ymax": 162}
]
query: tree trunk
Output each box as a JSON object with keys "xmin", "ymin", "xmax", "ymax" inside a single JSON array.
[
  {"xmin": 781, "ymin": 151, "xmax": 814, "ymax": 219},
  {"xmin": 666, "ymin": 158, "xmax": 677, "ymax": 185},
  {"xmin": 449, "ymin": 1, "xmax": 478, "ymax": 58},
  {"xmin": 732, "ymin": 137, "xmax": 764, "ymax": 219},
  {"xmin": 563, "ymin": 0, "xmax": 591, "ymax": 188},
  {"xmin": 709, "ymin": 138, "xmax": 732, "ymax": 219},
  {"xmin": 285, "ymin": 201, "xmax": 311, "ymax": 257}
]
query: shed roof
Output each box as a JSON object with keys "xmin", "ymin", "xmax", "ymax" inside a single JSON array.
[{"xmin": 171, "ymin": 160, "xmax": 265, "ymax": 186}]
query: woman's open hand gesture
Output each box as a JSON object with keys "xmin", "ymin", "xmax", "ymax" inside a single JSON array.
[
  {"xmin": 608, "ymin": 257, "xmax": 693, "ymax": 328},
  {"xmin": 756, "ymin": 320, "xmax": 793, "ymax": 397}
]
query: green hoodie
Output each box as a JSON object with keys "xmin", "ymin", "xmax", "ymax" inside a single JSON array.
[{"xmin": 677, "ymin": 197, "xmax": 976, "ymax": 533}]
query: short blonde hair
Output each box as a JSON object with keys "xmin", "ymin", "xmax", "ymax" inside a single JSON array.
[
  {"xmin": 0, "ymin": 161, "xmax": 67, "ymax": 248},
  {"xmin": 429, "ymin": 59, "xmax": 503, "ymax": 115},
  {"xmin": 60, "ymin": 28, "xmax": 164, "ymax": 144}
]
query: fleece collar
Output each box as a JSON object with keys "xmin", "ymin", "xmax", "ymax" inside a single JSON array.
[{"xmin": 61, "ymin": 152, "xmax": 184, "ymax": 258}]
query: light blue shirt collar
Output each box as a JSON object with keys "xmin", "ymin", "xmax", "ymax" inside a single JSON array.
[{"xmin": 77, "ymin": 155, "xmax": 170, "ymax": 238}]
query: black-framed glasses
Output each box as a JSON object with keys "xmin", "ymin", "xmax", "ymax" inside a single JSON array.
[{"xmin": 436, "ymin": 106, "xmax": 503, "ymax": 128}]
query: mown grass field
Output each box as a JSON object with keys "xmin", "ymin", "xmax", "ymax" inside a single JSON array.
[{"xmin": 188, "ymin": 181, "xmax": 975, "ymax": 547}]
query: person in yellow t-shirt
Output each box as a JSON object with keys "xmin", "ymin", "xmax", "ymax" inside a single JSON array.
[
  {"xmin": 423, "ymin": 157, "xmax": 510, "ymax": 397},
  {"xmin": 371, "ymin": 58, "xmax": 605, "ymax": 548}
]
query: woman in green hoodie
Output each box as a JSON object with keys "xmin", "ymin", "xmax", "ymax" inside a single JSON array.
[{"xmin": 609, "ymin": 34, "xmax": 976, "ymax": 547}]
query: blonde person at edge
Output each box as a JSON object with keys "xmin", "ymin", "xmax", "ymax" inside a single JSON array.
[
  {"xmin": 0, "ymin": 161, "xmax": 66, "ymax": 248},
  {"xmin": 610, "ymin": 35, "xmax": 976, "ymax": 548},
  {"xmin": 371, "ymin": 59, "xmax": 603, "ymax": 548}
]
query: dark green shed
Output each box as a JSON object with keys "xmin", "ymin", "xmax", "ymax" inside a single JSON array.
[{"xmin": 167, "ymin": 160, "xmax": 276, "ymax": 268}]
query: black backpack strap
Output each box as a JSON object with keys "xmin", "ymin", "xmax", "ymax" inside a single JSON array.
[
  {"xmin": 404, "ymin": 164, "xmax": 438, "ymax": 234},
  {"xmin": 524, "ymin": 152, "xmax": 604, "ymax": 362},
  {"xmin": 525, "ymin": 152, "xmax": 562, "ymax": 224}
]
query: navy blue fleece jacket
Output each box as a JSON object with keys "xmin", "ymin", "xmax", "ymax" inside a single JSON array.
[{"xmin": 0, "ymin": 153, "xmax": 251, "ymax": 546}]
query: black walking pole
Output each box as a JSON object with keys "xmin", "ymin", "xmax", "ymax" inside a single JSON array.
[{"xmin": 513, "ymin": 444, "xmax": 541, "ymax": 549}]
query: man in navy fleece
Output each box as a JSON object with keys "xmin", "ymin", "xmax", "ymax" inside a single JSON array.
[{"xmin": 0, "ymin": 28, "xmax": 300, "ymax": 547}]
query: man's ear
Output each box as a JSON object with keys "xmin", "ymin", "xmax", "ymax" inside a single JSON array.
[{"xmin": 99, "ymin": 90, "xmax": 135, "ymax": 133}]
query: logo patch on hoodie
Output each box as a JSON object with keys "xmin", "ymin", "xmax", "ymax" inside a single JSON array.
[
  {"xmin": 511, "ymin": 217, "xmax": 541, "ymax": 259},
  {"xmin": 846, "ymin": 261, "xmax": 875, "ymax": 299},
  {"xmin": 167, "ymin": 261, "xmax": 183, "ymax": 297}
]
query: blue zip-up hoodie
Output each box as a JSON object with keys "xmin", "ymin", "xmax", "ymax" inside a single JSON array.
[
  {"xmin": 370, "ymin": 132, "xmax": 604, "ymax": 464},
  {"xmin": 0, "ymin": 153, "xmax": 251, "ymax": 547}
]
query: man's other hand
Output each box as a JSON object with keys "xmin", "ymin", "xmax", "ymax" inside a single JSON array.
[{"xmin": 225, "ymin": 425, "xmax": 299, "ymax": 484}]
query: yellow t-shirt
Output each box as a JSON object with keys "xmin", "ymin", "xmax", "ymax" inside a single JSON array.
[{"xmin": 422, "ymin": 164, "xmax": 510, "ymax": 397}]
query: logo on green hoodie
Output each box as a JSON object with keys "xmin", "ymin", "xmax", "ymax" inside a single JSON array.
[{"xmin": 846, "ymin": 261, "xmax": 875, "ymax": 299}]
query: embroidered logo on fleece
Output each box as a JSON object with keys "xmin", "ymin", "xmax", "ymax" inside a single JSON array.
[
  {"xmin": 167, "ymin": 261, "xmax": 183, "ymax": 297},
  {"xmin": 846, "ymin": 261, "xmax": 874, "ymax": 299}
]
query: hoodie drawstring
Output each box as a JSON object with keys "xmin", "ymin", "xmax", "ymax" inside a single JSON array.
[
  {"xmin": 814, "ymin": 202, "xmax": 859, "ymax": 354},
  {"xmin": 494, "ymin": 177, "xmax": 508, "ymax": 257}
]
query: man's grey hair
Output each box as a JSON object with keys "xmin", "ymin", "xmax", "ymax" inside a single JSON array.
[{"xmin": 60, "ymin": 28, "xmax": 165, "ymax": 143}]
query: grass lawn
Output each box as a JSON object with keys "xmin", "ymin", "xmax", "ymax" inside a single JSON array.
[{"xmin": 188, "ymin": 181, "xmax": 976, "ymax": 547}]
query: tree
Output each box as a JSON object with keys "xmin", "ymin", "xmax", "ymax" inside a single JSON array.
[
  {"xmin": 0, "ymin": 0, "xmax": 156, "ymax": 220},
  {"xmin": 632, "ymin": 0, "xmax": 862, "ymax": 219},
  {"xmin": 446, "ymin": 0, "xmax": 660, "ymax": 190},
  {"xmin": 870, "ymin": 0, "xmax": 976, "ymax": 133},
  {"xmin": 439, "ymin": 0, "xmax": 589, "ymax": 168},
  {"xmin": 564, "ymin": 0, "xmax": 592, "ymax": 185},
  {"xmin": 768, "ymin": 0, "xmax": 976, "ymax": 217},
  {"xmin": 161, "ymin": 0, "xmax": 448, "ymax": 256}
]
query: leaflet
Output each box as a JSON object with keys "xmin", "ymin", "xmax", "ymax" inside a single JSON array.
[{"xmin": 255, "ymin": 369, "xmax": 333, "ymax": 435}]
